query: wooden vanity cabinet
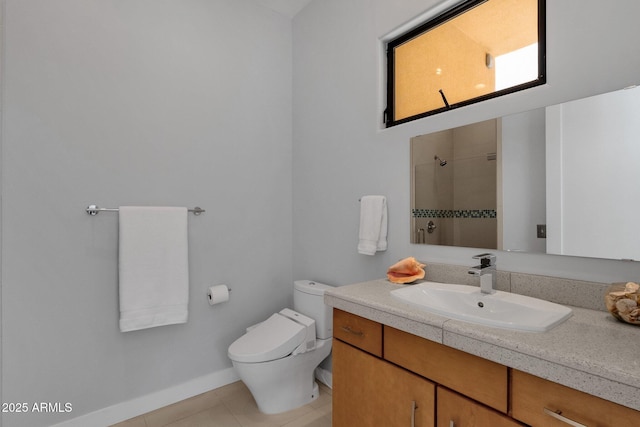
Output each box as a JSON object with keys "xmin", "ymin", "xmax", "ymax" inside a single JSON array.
[
  {"xmin": 511, "ymin": 370, "xmax": 640, "ymax": 426},
  {"xmin": 332, "ymin": 309, "xmax": 640, "ymax": 427}
]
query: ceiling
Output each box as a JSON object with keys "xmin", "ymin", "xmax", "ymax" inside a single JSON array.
[{"xmin": 252, "ymin": 0, "xmax": 313, "ymax": 18}]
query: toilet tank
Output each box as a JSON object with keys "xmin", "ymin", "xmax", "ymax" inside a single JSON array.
[{"xmin": 293, "ymin": 280, "xmax": 334, "ymax": 339}]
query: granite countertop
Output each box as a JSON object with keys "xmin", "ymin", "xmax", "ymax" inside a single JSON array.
[{"xmin": 325, "ymin": 279, "xmax": 640, "ymax": 412}]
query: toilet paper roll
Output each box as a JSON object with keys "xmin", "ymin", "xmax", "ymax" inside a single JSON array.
[{"xmin": 207, "ymin": 285, "xmax": 230, "ymax": 306}]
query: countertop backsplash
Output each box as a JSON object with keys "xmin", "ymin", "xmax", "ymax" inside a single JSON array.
[{"xmin": 420, "ymin": 261, "xmax": 610, "ymax": 312}]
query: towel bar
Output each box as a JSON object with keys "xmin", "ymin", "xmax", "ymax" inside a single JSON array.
[{"xmin": 86, "ymin": 205, "xmax": 205, "ymax": 216}]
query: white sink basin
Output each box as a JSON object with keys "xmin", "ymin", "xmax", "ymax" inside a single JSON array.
[{"xmin": 391, "ymin": 281, "xmax": 572, "ymax": 332}]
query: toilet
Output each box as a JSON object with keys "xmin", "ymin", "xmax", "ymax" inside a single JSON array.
[{"xmin": 228, "ymin": 280, "xmax": 334, "ymax": 414}]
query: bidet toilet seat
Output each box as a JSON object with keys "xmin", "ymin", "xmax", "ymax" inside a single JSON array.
[{"xmin": 228, "ymin": 311, "xmax": 309, "ymax": 363}]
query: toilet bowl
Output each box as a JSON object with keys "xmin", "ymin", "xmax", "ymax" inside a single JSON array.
[{"xmin": 228, "ymin": 280, "xmax": 334, "ymax": 414}]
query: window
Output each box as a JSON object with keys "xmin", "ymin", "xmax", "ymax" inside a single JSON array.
[{"xmin": 385, "ymin": 0, "xmax": 545, "ymax": 127}]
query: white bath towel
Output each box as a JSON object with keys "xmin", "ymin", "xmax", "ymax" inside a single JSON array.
[
  {"xmin": 357, "ymin": 195, "xmax": 388, "ymax": 255},
  {"xmin": 118, "ymin": 206, "xmax": 189, "ymax": 332}
]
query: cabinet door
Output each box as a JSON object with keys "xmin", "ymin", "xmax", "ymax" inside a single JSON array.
[
  {"xmin": 437, "ymin": 387, "xmax": 524, "ymax": 427},
  {"xmin": 333, "ymin": 339, "xmax": 435, "ymax": 427},
  {"xmin": 511, "ymin": 370, "xmax": 640, "ymax": 426}
]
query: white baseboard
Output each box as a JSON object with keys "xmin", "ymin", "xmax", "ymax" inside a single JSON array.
[{"xmin": 51, "ymin": 368, "xmax": 239, "ymax": 427}]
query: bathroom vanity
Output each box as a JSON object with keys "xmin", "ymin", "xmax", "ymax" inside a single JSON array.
[{"xmin": 326, "ymin": 276, "xmax": 640, "ymax": 426}]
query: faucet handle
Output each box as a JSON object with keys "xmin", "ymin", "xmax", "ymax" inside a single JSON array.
[{"xmin": 472, "ymin": 253, "xmax": 496, "ymax": 267}]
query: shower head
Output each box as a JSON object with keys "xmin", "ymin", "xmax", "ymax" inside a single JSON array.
[{"xmin": 434, "ymin": 155, "xmax": 447, "ymax": 167}]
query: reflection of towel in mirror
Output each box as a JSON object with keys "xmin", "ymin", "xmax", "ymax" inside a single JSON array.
[{"xmin": 357, "ymin": 195, "xmax": 387, "ymax": 255}]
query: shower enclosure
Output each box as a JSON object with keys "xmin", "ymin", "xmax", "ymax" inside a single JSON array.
[{"xmin": 411, "ymin": 119, "xmax": 498, "ymax": 248}]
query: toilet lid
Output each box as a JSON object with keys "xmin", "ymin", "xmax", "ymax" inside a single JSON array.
[{"xmin": 228, "ymin": 312, "xmax": 306, "ymax": 363}]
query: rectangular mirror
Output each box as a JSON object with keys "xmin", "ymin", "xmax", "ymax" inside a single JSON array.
[{"xmin": 410, "ymin": 86, "xmax": 640, "ymax": 261}]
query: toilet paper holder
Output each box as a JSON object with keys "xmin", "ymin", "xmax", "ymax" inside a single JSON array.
[{"xmin": 207, "ymin": 285, "xmax": 231, "ymax": 305}]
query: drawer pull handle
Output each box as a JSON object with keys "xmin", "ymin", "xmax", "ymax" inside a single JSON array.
[
  {"xmin": 543, "ymin": 408, "xmax": 587, "ymax": 427},
  {"xmin": 449, "ymin": 421, "xmax": 455, "ymax": 427},
  {"xmin": 340, "ymin": 326, "xmax": 364, "ymax": 337},
  {"xmin": 411, "ymin": 400, "xmax": 417, "ymax": 427}
]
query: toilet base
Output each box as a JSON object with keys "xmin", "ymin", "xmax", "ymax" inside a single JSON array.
[
  {"xmin": 231, "ymin": 339, "xmax": 331, "ymax": 414},
  {"xmin": 239, "ymin": 369, "xmax": 320, "ymax": 414}
]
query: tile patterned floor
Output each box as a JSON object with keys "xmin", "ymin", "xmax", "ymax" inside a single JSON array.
[{"xmin": 111, "ymin": 381, "xmax": 332, "ymax": 427}]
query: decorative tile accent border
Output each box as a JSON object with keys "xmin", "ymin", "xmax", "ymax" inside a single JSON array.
[{"xmin": 412, "ymin": 208, "xmax": 496, "ymax": 218}]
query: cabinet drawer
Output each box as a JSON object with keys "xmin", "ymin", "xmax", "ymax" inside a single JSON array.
[
  {"xmin": 333, "ymin": 309, "xmax": 383, "ymax": 357},
  {"xmin": 437, "ymin": 387, "xmax": 524, "ymax": 427},
  {"xmin": 511, "ymin": 370, "xmax": 640, "ymax": 426},
  {"xmin": 384, "ymin": 326, "xmax": 508, "ymax": 413}
]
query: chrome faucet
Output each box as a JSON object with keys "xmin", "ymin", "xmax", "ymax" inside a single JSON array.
[{"xmin": 468, "ymin": 253, "xmax": 496, "ymax": 294}]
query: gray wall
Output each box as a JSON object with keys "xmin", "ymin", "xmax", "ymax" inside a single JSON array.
[
  {"xmin": 2, "ymin": 1, "xmax": 293, "ymax": 426},
  {"xmin": 292, "ymin": 0, "xmax": 640, "ymax": 285}
]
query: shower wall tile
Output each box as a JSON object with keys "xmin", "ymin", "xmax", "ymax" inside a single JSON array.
[
  {"xmin": 454, "ymin": 218, "xmax": 497, "ymax": 249},
  {"xmin": 452, "ymin": 119, "xmax": 497, "ymax": 160}
]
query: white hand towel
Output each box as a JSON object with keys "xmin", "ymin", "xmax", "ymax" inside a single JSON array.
[
  {"xmin": 119, "ymin": 206, "xmax": 189, "ymax": 332},
  {"xmin": 358, "ymin": 195, "xmax": 388, "ymax": 255}
]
